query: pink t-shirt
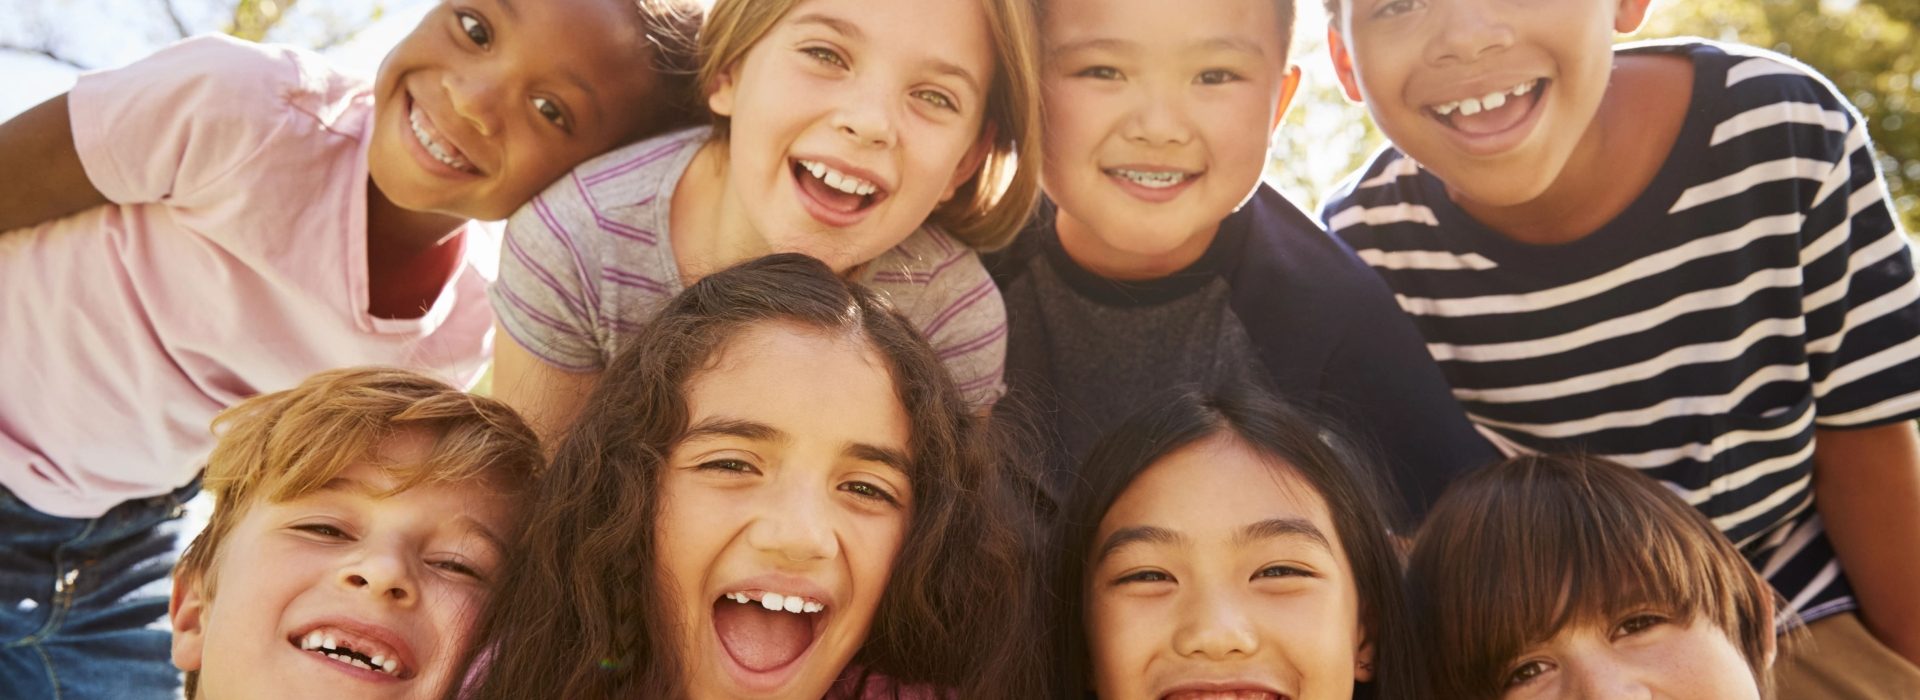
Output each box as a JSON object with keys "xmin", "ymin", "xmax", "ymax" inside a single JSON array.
[{"xmin": 0, "ymin": 35, "xmax": 496, "ymax": 518}]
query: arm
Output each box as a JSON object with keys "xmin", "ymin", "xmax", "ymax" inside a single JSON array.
[
  {"xmin": 490, "ymin": 324, "xmax": 602, "ymax": 450},
  {"xmin": 0, "ymin": 94, "xmax": 108, "ymax": 232},
  {"xmin": 1812, "ymin": 422, "xmax": 1920, "ymax": 665}
]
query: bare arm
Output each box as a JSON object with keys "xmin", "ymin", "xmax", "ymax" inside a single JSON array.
[
  {"xmin": 1813, "ymin": 421, "xmax": 1920, "ymax": 665},
  {"xmin": 490, "ymin": 324, "xmax": 601, "ymax": 451},
  {"xmin": 0, "ymin": 93, "xmax": 108, "ymax": 232}
]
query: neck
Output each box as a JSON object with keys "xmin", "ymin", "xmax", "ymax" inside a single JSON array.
[
  {"xmin": 364, "ymin": 177, "xmax": 466, "ymax": 319},
  {"xmin": 670, "ymin": 141, "xmax": 772, "ymax": 283},
  {"xmin": 1054, "ymin": 209, "xmax": 1219, "ymax": 282}
]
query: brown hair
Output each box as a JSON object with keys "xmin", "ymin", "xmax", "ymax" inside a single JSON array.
[
  {"xmin": 1407, "ymin": 454, "xmax": 1778, "ymax": 700},
  {"xmin": 457, "ymin": 253, "xmax": 1045, "ymax": 698},
  {"xmin": 695, "ymin": 0, "xmax": 1043, "ymax": 250},
  {"xmin": 628, "ymin": 0, "xmax": 708, "ymax": 134},
  {"xmin": 174, "ymin": 367, "xmax": 543, "ymax": 698}
]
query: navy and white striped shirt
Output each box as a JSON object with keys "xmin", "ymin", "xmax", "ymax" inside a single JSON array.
[{"xmin": 1322, "ymin": 39, "xmax": 1920, "ymax": 625}]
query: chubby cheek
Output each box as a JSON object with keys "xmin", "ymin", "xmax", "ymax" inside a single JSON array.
[{"xmin": 1084, "ymin": 595, "xmax": 1156, "ymax": 696}]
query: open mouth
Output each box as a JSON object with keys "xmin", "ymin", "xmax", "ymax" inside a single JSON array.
[
  {"xmin": 407, "ymin": 95, "xmax": 482, "ymax": 176},
  {"xmin": 790, "ymin": 159, "xmax": 887, "ymax": 225},
  {"xmin": 290, "ymin": 626, "xmax": 413, "ymax": 679},
  {"xmin": 1104, "ymin": 167, "xmax": 1199, "ymax": 190},
  {"xmin": 712, "ymin": 589, "xmax": 828, "ymax": 674},
  {"xmin": 1426, "ymin": 78, "xmax": 1548, "ymax": 137}
]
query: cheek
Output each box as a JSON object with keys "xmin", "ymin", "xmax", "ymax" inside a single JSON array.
[
  {"xmin": 846, "ymin": 512, "xmax": 910, "ymax": 598},
  {"xmin": 1084, "ymin": 595, "xmax": 1156, "ymax": 682}
]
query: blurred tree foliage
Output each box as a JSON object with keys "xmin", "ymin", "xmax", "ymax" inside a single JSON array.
[{"xmin": 1273, "ymin": 0, "xmax": 1920, "ymax": 234}]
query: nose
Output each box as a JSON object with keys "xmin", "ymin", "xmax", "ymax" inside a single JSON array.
[
  {"xmin": 745, "ymin": 481, "xmax": 840, "ymax": 564},
  {"xmin": 442, "ymin": 69, "xmax": 505, "ymax": 137},
  {"xmin": 340, "ymin": 544, "xmax": 418, "ymax": 607},
  {"xmin": 1424, "ymin": 0, "xmax": 1515, "ymax": 66},
  {"xmin": 831, "ymin": 82, "xmax": 898, "ymax": 149},
  {"xmin": 1170, "ymin": 583, "xmax": 1259, "ymax": 660},
  {"xmin": 1120, "ymin": 83, "xmax": 1195, "ymax": 147}
]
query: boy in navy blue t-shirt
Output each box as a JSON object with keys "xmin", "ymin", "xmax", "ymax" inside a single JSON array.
[
  {"xmin": 1321, "ymin": 0, "xmax": 1920, "ymax": 689},
  {"xmin": 987, "ymin": 0, "xmax": 1494, "ymax": 522}
]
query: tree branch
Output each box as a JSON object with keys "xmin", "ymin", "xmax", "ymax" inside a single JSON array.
[
  {"xmin": 0, "ymin": 42, "xmax": 86, "ymax": 69},
  {"xmin": 159, "ymin": 0, "xmax": 191, "ymax": 39}
]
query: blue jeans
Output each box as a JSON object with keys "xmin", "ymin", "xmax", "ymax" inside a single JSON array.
[{"xmin": 1, "ymin": 479, "xmax": 198, "ymax": 699}]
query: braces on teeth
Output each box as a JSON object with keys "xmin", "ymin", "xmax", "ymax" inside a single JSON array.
[
  {"xmin": 1432, "ymin": 79, "xmax": 1539, "ymax": 117},
  {"xmin": 1108, "ymin": 169, "xmax": 1190, "ymax": 189},
  {"xmin": 724, "ymin": 590, "xmax": 826, "ymax": 614},
  {"xmin": 798, "ymin": 160, "xmax": 878, "ymax": 197},
  {"xmin": 299, "ymin": 630, "xmax": 401, "ymax": 675}
]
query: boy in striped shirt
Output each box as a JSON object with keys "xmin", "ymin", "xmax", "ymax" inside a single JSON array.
[{"xmin": 1320, "ymin": 0, "xmax": 1920, "ymax": 693}]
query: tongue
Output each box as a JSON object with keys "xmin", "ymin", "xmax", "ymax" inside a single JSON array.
[
  {"xmin": 715, "ymin": 602, "xmax": 812, "ymax": 672},
  {"xmin": 1451, "ymin": 89, "xmax": 1537, "ymax": 136},
  {"xmin": 798, "ymin": 168, "xmax": 868, "ymax": 214}
]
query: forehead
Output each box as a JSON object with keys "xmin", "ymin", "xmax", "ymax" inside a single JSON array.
[
  {"xmin": 1097, "ymin": 434, "xmax": 1337, "ymax": 547},
  {"xmin": 1045, "ymin": 0, "xmax": 1287, "ymax": 55},
  {"xmin": 484, "ymin": 0, "xmax": 660, "ymax": 105},
  {"xmin": 777, "ymin": 0, "xmax": 996, "ymax": 77},
  {"xmin": 685, "ymin": 322, "xmax": 909, "ymax": 451}
]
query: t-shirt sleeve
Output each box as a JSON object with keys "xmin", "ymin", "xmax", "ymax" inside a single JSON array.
[
  {"xmin": 68, "ymin": 34, "xmax": 298, "ymax": 209},
  {"xmin": 1792, "ymin": 67, "xmax": 1920, "ymax": 427},
  {"xmin": 879, "ymin": 238, "xmax": 1009, "ymax": 409},
  {"xmin": 487, "ymin": 183, "xmax": 609, "ymax": 373}
]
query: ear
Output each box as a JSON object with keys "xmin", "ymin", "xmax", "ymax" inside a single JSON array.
[
  {"xmin": 942, "ymin": 122, "xmax": 996, "ymax": 203},
  {"xmin": 707, "ymin": 64, "xmax": 740, "ymax": 118},
  {"xmin": 170, "ymin": 572, "xmax": 209, "ymax": 673},
  {"xmin": 1328, "ymin": 25, "xmax": 1366, "ymax": 103},
  {"xmin": 1614, "ymin": 0, "xmax": 1655, "ymax": 34},
  {"xmin": 1354, "ymin": 622, "xmax": 1377, "ymax": 683},
  {"xmin": 1270, "ymin": 64, "xmax": 1305, "ymax": 132}
]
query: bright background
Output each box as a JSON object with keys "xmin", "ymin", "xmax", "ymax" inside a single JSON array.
[{"xmin": 4, "ymin": 0, "xmax": 1915, "ymax": 230}]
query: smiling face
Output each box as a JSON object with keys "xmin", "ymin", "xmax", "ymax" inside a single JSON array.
[
  {"xmin": 1086, "ymin": 434, "xmax": 1371, "ymax": 700},
  {"xmin": 1330, "ymin": 0, "xmax": 1651, "ymax": 208},
  {"xmin": 1498, "ymin": 615, "xmax": 1761, "ymax": 699},
  {"xmin": 704, "ymin": 0, "xmax": 994, "ymax": 273},
  {"xmin": 1041, "ymin": 0, "xmax": 1299, "ymax": 279},
  {"xmin": 370, "ymin": 0, "xmax": 678, "ymax": 221},
  {"xmin": 170, "ymin": 432, "xmax": 514, "ymax": 700},
  {"xmin": 654, "ymin": 321, "xmax": 914, "ymax": 699}
]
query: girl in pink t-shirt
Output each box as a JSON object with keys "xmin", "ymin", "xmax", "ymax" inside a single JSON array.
[{"xmin": 0, "ymin": 2, "xmax": 700, "ymax": 697}]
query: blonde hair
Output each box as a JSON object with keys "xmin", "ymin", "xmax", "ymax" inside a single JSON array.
[
  {"xmin": 695, "ymin": 0, "xmax": 1041, "ymax": 250},
  {"xmin": 175, "ymin": 367, "xmax": 541, "ymax": 697}
]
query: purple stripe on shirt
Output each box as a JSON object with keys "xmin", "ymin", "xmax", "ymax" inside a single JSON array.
[
  {"xmin": 533, "ymin": 193, "xmax": 602, "ymax": 308},
  {"xmin": 495, "ymin": 286, "xmax": 589, "ymax": 349},
  {"xmin": 956, "ymin": 360, "xmax": 1006, "ymax": 392},
  {"xmin": 582, "ymin": 139, "xmax": 691, "ymax": 186},
  {"xmin": 872, "ymin": 247, "xmax": 970, "ymax": 284},
  {"xmin": 935, "ymin": 322, "xmax": 1008, "ymax": 361},
  {"xmin": 920, "ymin": 279, "xmax": 995, "ymax": 336},
  {"xmin": 504, "ymin": 233, "xmax": 589, "ymax": 318},
  {"xmin": 595, "ymin": 216, "xmax": 658, "ymax": 245},
  {"xmin": 602, "ymin": 268, "xmax": 670, "ymax": 294}
]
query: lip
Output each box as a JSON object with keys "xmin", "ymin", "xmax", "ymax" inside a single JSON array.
[
  {"xmin": 1421, "ymin": 78, "xmax": 1550, "ymax": 158},
  {"xmin": 286, "ymin": 616, "xmax": 420, "ymax": 683},
  {"xmin": 1157, "ymin": 679, "xmax": 1291, "ymax": 700},
  {"xmin": 787, "ymin": 154, "xmax": 891, "ymax": 229},
  {"xmin": 401, "ymin": 91, "xmax": 485, "ymax": 180},
  {"xmin": 1102, "ymin": 164, "xmax": 1204, "ymax": 204},
  {"xmin": 707, "ymin": 574, "xmax": 837, "ymax": 695}
]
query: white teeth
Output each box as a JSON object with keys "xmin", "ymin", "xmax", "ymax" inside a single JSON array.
[
  {"xmin": 302, "ymin": 631, "xmax": 323, "ymax": 650},
  {"xmin": 783, "ymin": 596, "xmax": 805, "ymax": 613},
  {"xmin": 408, "ymin": 104, "xmax": 476, "ymax": 173},
  {"xmin": 761, "ymin": 593, "xmax": 785, "ymax": 611},
  {"xmin": 1457, "ymin": 97, "xmax": 1484, "ymax": 116},
  {"xmin": 371, "ymin": 654, "xmax": 385, "ymax": 669},
  {"xmin": 1482, "ymin": 91, "xmax": 1507, "ymax": 110},
  {"xmin": 797, "ymin": 160, "xmax": 878, "ymax": 196},
  {"xmin": 803, "ymin": 601, "xmax": 823, "ymax": 613},
  {"xmin": 382, "ymin": 658, "xmax": 399, "ymax": 674},
  {"xmin": 1107, "ymin": 168, "xmax": 1190, "ymax": 189},
  {"xmin": 1512, "ymin": 80, "xmax": 1534, "ymax": 96},
  {"xmin": 1431, "ymin": 79, "xmax": 1537, "ymax": 119},
  {"xmin": 324, "ymin": 634, "xmax": 338, "ymax": 651},
  {"xmin": 724, "ymin": 590, "xmax": 824, "ymax": 614},
  {"xmin": 297, "ymin": 628, "xmax": 403, "ymax": 676}
]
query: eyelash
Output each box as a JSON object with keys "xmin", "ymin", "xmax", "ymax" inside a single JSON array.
[
  {"xmin": 803, "ymin": 46, "xmax": 848, "ymax": 69},
  {"xmin": 295, "ymin": 523, "xmax": 349, "ymax": 539},
  {"xmin": 1197, "ymin": 69, "xmax": 1242, "ymax": 85},
  {"xmin": 1373, "ymin": 0, "xmax": 1420, "ymax": 18},
  {"xmin": 1115, "ymin": 569, "xmax": 1172, "ymax": 585},
  {"xmin": 840, "ymin": 480, "xmax": 901, "ymax": 506},
  {"xmin": 1075, "ymin": 65, "xmax": 1122, "ymax": 81},
  {"xmin": 1255, "ymin": 564, "xmax": 1313, "ymax": 579},
  {"xmin": 457, "ymin": 11, "xmax": 491, "ymax": 47}
]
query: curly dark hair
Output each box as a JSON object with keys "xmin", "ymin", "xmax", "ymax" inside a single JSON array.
[{"xmin": 455, "ymin": 253, "xmax": 1045, "ymax": 698}]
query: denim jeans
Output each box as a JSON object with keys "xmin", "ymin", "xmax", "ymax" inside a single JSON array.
[{"xmin": 1, "ymin": 479, "xmax": 198, "ymax": 699}]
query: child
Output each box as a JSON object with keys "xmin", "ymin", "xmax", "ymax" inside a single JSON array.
[
  {"xmin": 0, "ymin": 1, "xmax": 698, "ymax": 695},
  {"xmin": 1054, "ymin": 388, "xmax": 1412, "ymax": 700},
  {"xmin": 984, "ymin": 0, "xmax": 1494, "ymax": 521},
  {"xmin": 1321, "ymin": 0, "xmax": 1920, "ymax": 689},
  {"xmin": 488, "ymin": 0, "xmax": 1043, "ymax": 442},
  {"xmin": 460, "ymin": 254, "xmax": 1043, "ymax": 698},
  {"xmin": 166, "ymin": 367, "xmax": 542, "ymax": 699},
  {"xmin": 1408, "ymin": 454, "xmax": 1779, "ymax": 699}
]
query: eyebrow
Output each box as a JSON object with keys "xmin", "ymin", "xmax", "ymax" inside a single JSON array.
[
  {"xmin": 682, "ymin": 417, "xmax": 911, "ymax": 472},
  {"xmin": 1096, "ymin": 525, "xmax": 1187, "ymax": 563},
  {"xmin": 494, "ymin": 0, "xmax": 520, "ymax": 21},
  {"xmin": 793, "ymin": 12, "xmax": 983, "ymax": 96},
  {"xmin": 1236, "ymin": 517, "xmax": 1334, "ymax": 552}
]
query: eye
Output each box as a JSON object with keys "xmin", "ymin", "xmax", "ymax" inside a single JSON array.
[
  {"xmin": 803, "ymin": 46, "xmax": 848, "ymax": 69},
  {"xmin": 1074, "ymin": 65, "xmax": 1122, "ymax": 81},
  {"xmin": 1196, "ymin": 69, "xmax": 1242, "ymax": 86},
  {"xmin": 1254, "ymin": 564, "xmax": 1314, "ymax": 579},
  {"xmin": 1613, "ymin": 613, "xmax": 1668, "ymax": 638},
  {"xmin": 1115, "ymin": 569, "xmax": 1173, "ymax": 585},
  {"xmin": 839, "ymin": 480, "xmax": 902, "ymax": 505},
  {"xmin": 432, "ymin": 558, "xmax": 484, "ymax": 580},
  {"xmin": 914, "ymin": 89, "xmax": 958, "ymax": 112},
  {"xmin": 532, "ymin": 96, "xmax": 569, "ymax": 129},
  {"xmin": 1372, "ymin": 0, "xmax": 1420, "ymax": 18},
  {"xmin": 1504, "ymin": 659, "xmax": 1551, "ymax": 689},
  {"xmin": 457, "ymin": 11, "xmax": 491, "ymax": 47},
  {"xmin": 293, "ymin": 523, "xmax": 350, "ymax": 539},
  {"xmin": 696, "ymin": 458, "xmax": 758, "ymax": 474}
]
